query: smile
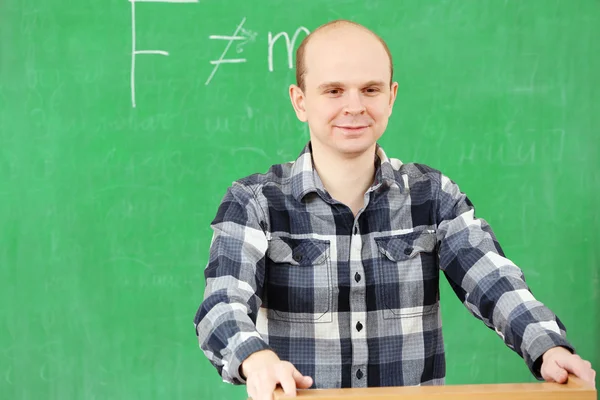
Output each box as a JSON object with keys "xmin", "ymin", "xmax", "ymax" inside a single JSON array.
[{"xmin": 335, "ymin": 126, "xmax": 369, "ymax": 135}]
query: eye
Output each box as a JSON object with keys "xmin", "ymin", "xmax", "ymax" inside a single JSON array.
[
  {"xmin": 327, "ymin": 88, "xmax": 342, "ymax": 95},
  {"xmin": 364, "ymin": 87, "xmax": 380, "ymax": 94}
]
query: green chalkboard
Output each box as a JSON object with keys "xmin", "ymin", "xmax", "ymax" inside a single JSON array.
[{"xmin": 1, "ymin": 0, "xmax": 598, "ymax": 399}]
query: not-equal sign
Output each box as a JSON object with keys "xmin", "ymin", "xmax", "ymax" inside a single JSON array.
[{"xmin": 205, "ymin": 17, "xmax": 248, "ymax": 85}]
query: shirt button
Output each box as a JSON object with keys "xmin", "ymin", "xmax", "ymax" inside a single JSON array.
[
  {"xmin": 404, "ymin": 247, "xmax": 413, "ymax": 255},
  {"xmin": 293, "ymin": 253, "xmax": 303, "ymax": 262},
  {"xmin": 356, "ymin": 369, "xmax": 363, "ymax": 379},
  {"xmin": 356, "ymin": 321, "xmax": 363, "ymax": 332},
  {"xmin": 354, "ymin": 272, "xmax": 361, "ymax": 283}
]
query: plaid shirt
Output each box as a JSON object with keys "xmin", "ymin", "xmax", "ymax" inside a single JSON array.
[{"xmin": 194, "ymin": 142, "xmax": 574, "ymax": 389}]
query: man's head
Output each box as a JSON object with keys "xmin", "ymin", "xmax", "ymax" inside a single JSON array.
[{"xmin": 289, "ymin": 20, "xmax": 398, "ymax": 157}]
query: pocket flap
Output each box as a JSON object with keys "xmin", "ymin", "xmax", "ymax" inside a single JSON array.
[
  {"xmin": 375, "ymin": 231, "xmax": 437, "ymax": 262},
  {"xmin": 267, "ymin": 237, "xmax": 329, "ymax": 266}
]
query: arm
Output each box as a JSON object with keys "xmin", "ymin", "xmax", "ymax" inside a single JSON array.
[
  {"xmin": 193, "ymin": 182, "xmax": 272, "ymax": 384},
  {"xmin": 434, "ymin": 172, "xmax": 575, "ymax": 379}
]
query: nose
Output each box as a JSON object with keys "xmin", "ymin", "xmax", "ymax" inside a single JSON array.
[{"xmin": 343, "ymin": 90, "xmax": 366, "ymax": 115}]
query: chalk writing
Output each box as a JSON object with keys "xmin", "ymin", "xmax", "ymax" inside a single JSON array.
[
  {"xmin": 205, "ymin": 18, "xmax": 250, "ymax": 85},
  {"xmin": 129, "ymin": 0, "xmax": 198, "ymax": 107},
  {"xmin": 129, "ymin": 1, "xmax": 310, "ymax": 105},
  {"xmin": 236, "ymin": 27, "xmax": 258, "ymax": 54},
  {"xmin": 267, "ymin": 27, "xmax": 310, "ymax": 72},
  {"xmin": 454, "ymin": 129, "xmax": 565, "ymax": 166},
  {"xmin": 202, "ymin": 113, "xmax": 304, "ymax": 136}
]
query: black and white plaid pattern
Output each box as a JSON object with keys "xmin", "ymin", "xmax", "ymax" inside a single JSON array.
[{"xmin": 194, "ymin": 142, "xmax": 574, "ymax": 389}]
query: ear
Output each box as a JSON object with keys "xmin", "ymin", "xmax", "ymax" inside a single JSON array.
[
  {"xmin": 289, "ymin": 84, "xmax": 308, "ymax": 122},
  {"xmin": 388, "ymin": 81, "xmax": 399, "ymax": 117}
]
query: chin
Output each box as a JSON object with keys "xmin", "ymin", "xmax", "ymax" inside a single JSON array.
[{"xmin": 332, "ymin": 137, "xmax": 378, "ymax": 156}]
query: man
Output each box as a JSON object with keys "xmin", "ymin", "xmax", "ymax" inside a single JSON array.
[{"xmin": 194, "ymin": 20, "xmax": 596, "ymax": 400}]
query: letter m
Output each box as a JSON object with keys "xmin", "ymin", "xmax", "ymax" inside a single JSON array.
[{"xmin": 267, "ymin": 27, "xmax": 310, "ymax": 72}]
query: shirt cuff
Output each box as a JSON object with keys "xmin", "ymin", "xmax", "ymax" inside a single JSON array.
[
  {"xmin": 224, "ymin": 336, "xmax": 273, "ymax": 385},
  {"xmin": 526, "ymin": 333, "xmax": 576, "ymax": 380}
]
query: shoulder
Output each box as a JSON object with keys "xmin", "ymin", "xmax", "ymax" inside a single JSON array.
[
  {"xmin": 221, "ymin": 160, "xmax": 295, "ymax": 209},
  {"xmin": 233, "ymin": 160, "xmax": 295, "ymax": 191},
  {"xmin": 389, "ymin": 158, "xmax": 446, "ymax": 187},
  {"xmin": 384, "ymin": 157, "xmax": 466, "ymax": 201},
  {"xmin": 213, "ymin": 161, "xmax": 294, "ymax": 224}
]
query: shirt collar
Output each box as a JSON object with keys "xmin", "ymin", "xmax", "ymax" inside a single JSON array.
[{"xmin": 291, "ymin": 142, "xmax": 401, "ymax": 202}]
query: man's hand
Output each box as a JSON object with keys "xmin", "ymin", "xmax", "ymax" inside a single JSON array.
[
  {"xmin": 540, "ymin": 346, "xmax": 596, "ymax": 388},
  {"xmin": 242, "ymin": 350, "xmax": 313, "ymax": 400}
]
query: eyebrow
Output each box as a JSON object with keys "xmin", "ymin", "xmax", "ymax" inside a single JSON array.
[
  {"xmin": 317, "ymin": 80, "xmax": 387, "ymax": 90},
  {"xmin": 317, "ymin": 82, "xmax": 344, "ymax": 91}
]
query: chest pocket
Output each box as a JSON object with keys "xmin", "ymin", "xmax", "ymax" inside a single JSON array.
[
  {"xmin": 374, "ymin": 230, "xmax": 439, "ymax": 318},
  {"xmin": 265, "ymin": 237, "xmax": 332, "ymax": 323}
]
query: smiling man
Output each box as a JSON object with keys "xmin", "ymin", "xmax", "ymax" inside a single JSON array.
[{"xmin": 194, "ymin": 20, "xmax": 596, "ymax": 400}]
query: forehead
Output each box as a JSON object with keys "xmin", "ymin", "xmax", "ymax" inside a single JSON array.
[{"xmin": 303, "ymin": 27, "xmax": 391, "ymax": 87}]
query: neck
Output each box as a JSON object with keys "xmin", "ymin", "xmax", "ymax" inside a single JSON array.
[{"xmin": 311, "ymin": 142, "xmax": 377, "ymax": 212}]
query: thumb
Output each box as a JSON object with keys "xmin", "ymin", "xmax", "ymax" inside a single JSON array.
[
  {"xmin": 542, "ymin": 361, "xmax": 569, "ymax": 383},
  {"xmin": 292, "ymin": 369, "xmax": 313, "ymax": 388}
]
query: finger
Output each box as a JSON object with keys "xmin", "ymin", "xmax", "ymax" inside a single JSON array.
[
  {"xmin": 246, "ymin": 377, "xmax": 259, "ymax": 399},
  {"xmin": 554, "ymin": 368, "xmax": 569, "ymax": 383},
  {"xmin": 558, "ymin": 358, "xmax": 595, "ymax": 383},
  {"xmin": 246, "ymin": 381, "xmax": 255, "ymax": 400},
  {"xmin": 572, "ymin": 364, "xmax": 594, "ymax": 384},
  {"xmin": 300, "ymin": 376, "xmax": 313, "ymax": 388},
  {"xmin": 255, "ymin": 379, "xmax": 276, "ymax": 400},
  {"xmin": 542, "ymin": 361, "xmax": 568, "ymax": 383},
  {"xmin": 279, "ymin": 373, "xmax": 297, "ymax": 397},
  {"xmin": 292, "ymin": 369, "xmax": 313, "ymax": 388}
]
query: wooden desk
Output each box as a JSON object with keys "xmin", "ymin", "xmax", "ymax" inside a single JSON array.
[{"xmin": 267, "ymin": 375, "xmax": 596, "ymax": 400}]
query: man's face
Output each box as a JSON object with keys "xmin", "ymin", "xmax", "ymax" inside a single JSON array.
[{"xmin": 290, "ymin": 26, "xmax": 398, "ymax": 157}]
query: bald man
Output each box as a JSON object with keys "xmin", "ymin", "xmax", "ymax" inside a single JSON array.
[{"xmin": 194, "ymin": 20, "xmax": 595, "ymax": 400}]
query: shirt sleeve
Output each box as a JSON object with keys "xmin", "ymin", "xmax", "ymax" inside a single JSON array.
[
  {"xmin": 434, "ymin": 172, "xmax": 575, "ymax": 380},
  {"xmin": 193, "ymin": 182, "xmax": 273, "ymax": 385}
]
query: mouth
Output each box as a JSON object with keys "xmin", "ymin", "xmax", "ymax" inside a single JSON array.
[{"xmin": 334, "ymin": 125, "xmax": 370, "ymax": 135}]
